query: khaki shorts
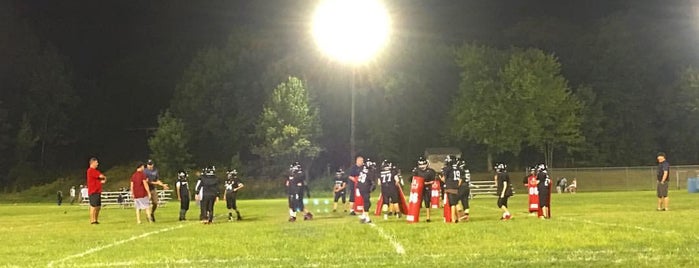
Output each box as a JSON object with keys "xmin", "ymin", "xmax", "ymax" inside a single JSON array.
[{"xmin": 149, "ymin": 191, "xmax": 159, "ymax": 205}]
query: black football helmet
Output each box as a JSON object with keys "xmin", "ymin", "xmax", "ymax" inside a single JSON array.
[
  {"xmin": 417, "ymin": 156, "xmax": 428, "ymax": 167},
  {"xmin": 494, "ymin": 163, "xmax": 507, "ymax": 172}
]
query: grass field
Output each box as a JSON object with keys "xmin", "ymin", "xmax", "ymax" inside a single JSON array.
[{"xmin": 2, "ymin": 190, "xmax": 698, "ymax": 267}]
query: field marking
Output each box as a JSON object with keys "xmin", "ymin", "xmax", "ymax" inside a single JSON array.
[
  {"xmin": 47, "ymin": 224, "xmax": 187, "ymax": 267},
  {"xmin": 368, "ymin": 222, "xmax": 406, "ymax": 255},
  {"xmin": 47, "ymin": 214, "xmax": 225, "ymax": 268}
]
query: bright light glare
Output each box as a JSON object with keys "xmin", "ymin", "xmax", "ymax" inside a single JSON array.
[{"xmin": 312, "ymin": 0, "xmax": 391, "ymax": 65}]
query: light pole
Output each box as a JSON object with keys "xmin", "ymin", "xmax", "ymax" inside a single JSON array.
[{"xmin": 312, "ymin": 0, "xmax": 391, "ymax": 162}]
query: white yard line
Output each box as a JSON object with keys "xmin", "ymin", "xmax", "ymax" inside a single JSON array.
[
  {"xmin": 47, "ymin": 224, "xmax": 186, "ymax": 268},
  {"xmin": 368, "ymin": 222, "xmax": 406, "ymax": 255},
  {"xmin": 48, "ymin": 214, "xmax": 225, "ymax": 268}
]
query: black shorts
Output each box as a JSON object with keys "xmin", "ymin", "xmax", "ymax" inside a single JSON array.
[
  {"xmin": 497, "ymin": 196, "xmax": 509, "ymax": 208},
  {"xmin": 333, "ymin": 191, "xmax": 346, "ymax": 203},
  {"xmin": 539, "ymin": 191, "xmax": 550, "ymax": 207},
  {"xmin": 360, "ymin": 190, "xmax": 371, "ymax": 210},
  {"xmin": 422, "ymin": 188, "xmax": 432, "ymax": 208},
  {"xmin": 180, "ymin": 195, "xmax": 190, "ymax": 210},
  {"xmin": 89, "ymin": 193, "xmax": 101, "ymax": 207},
  {"xmin": 657, "ymin": 182, "xmax": 669, "ymax": 197},
  {"xmin": 381, "ymin": 186, "xmax": 398, "ymax": 204},
  {"xmin": 348, "ymin": 186, "xmax": 356, "ymax": 202},
  {"xmin": 447, "ymin": 193, "xmax": 460, "ymax": 206},
  {"xmin": 226, "ymin": 192, "xmax": 238, "ymax": 209},
  {"xmin": 458, "ymin": 186, "xmax": 470, "ymax": 209},
  {"xmin": 289, "ymin": 194, "xmax": 304, "ymax": 211}
]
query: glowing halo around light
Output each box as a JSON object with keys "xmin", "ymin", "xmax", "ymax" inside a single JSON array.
[{"xmin": 312, "ymin": 0, "xmax": 391, "ymax": 65}]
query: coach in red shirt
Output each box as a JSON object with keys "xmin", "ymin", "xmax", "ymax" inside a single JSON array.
[{"xmin": 87, "ymin": 157, "xmax": 107, "ymax": 224}]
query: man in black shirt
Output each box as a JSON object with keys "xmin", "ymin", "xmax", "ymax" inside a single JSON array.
[{"xmin": 656, "ymin": 153, "xmax": 670, "ymax": 211}]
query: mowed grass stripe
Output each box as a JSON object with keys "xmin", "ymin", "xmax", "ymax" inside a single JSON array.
[{"xmin": 0, "ymin": 191, "xmax": 698, "ymax": 267}]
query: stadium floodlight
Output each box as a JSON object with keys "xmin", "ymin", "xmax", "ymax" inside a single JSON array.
[
  {"xmin": 312, "ymin": 0, "xmax": 391, "ymax": 65},
  {"xmin": 312, "ymin": 0, "xmax": 391, "ymax": 161}
]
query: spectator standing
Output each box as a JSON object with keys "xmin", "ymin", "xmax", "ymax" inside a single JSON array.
[
  {"xmin": 130, "ymin": 162, "xmax": 152, "ymax": 224},
  {"xmin": 86, "ymin": 157, "xmax": 107, "ymax": 224},
  {"xmin": 656, "ymin": 153, "xmax": 670, "ymax": 211},
  {"xmin": 69, "ymin": 186, "xmax": 76, "ymax": 205},
  {"xmin": 57, "ymin": 191, "xmax": 63, "ymax": 206},
  {"xmin": 144, "ymin": 159, "xmax": 169, "ymax": 222},
  {"xmin": 80, "ymin": 185, "xmax": 88, "ymax": 204},
  {"xmin": 557, "ymin": 177, "xmax": 568, "ymax": 194}
]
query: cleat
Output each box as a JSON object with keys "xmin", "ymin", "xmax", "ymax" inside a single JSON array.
[
  {"xmin": 349, "ymin": 211, "xmax": 356, "ymax": 216},
  {"xmin": 289, "ymin": 216, "xmax": 296, "ymax": 222},
  {"xmin": 396, "ymin": 213, "xmax": 401, "ymax": 219},
  {"xmin": 384, "ymin": 214, "xmax": 388, "ymax": 220},
  {"xmin": 228, "ymin": 216, "xmax": 233, "ymax": 221},
  {"xmin": 425, "ymin": 218, "xmax": 431, "ymax": 222},
  {"xmin": 150, "ymin": 214, "xmax": 156, "ymax": 222},
  {"xmin": 237, "ymin": 216, "xmax": 243, "ymax": 221},
  {"xmin": 459, "ymin": 214, "xmax": 470, "ymax": 222},
  {"xmin": 304, "ymin": 213, "xmax": 313, "ymax": 220}
]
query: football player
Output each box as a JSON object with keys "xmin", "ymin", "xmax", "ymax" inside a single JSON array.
[
  {"xmin": 357, "ymin": 163, "xmax": 375, "ymax": 224},
  {"xmin": 286, "ymin": 162, "xmax": 313, "ymax": 222},
  {"xmin": 224, "ymin": 169, "xmax": 244, "ymax": 221},
  {"xmin": 441, "ymin": 155, "xmax": 461, "ymax": 223},
  {"xmin": 494, "ymin": 163, "xmax": 513, "ymax": 221},
  {"xmin": 196, "ymin": 166, "xmax": 219, "ymax": 224},
  {"xmin": 379, "ymin": 160, "xmax": 401, "ymax": 219},
  {"xmin": 332, "ymin": 168, "xmax": 347, "ymax": 212},
  {"xmin": 536, "ymin": 163, "xmax": 551, "ymax": 219},
  {"xmin": 175, "ymin": 170, "xmax": 190, "ymax": 221},
  {"xmin": 413, "ymin": 156, "xmax": 437, "ymax": 222},
  {"xmin": 456, "ymin": 157, "xmax": 471, "ymax": 222}
]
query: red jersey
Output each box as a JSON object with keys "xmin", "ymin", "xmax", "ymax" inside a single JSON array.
[
  {"xmin": 131, "ymin": 171, "xmax": 148, "ymax": 198},
  {"xmin": 86, "ymin": 167, "xmax": 103, "ymax": 195}
]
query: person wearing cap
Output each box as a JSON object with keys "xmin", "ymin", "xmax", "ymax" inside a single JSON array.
[
  {"xmin": 144, "ymin": 159, "xmax": 169, "ymax": 222},
  {"xmin": 656, "ymin": 152, "xmax": 670, "ymax": 211}
]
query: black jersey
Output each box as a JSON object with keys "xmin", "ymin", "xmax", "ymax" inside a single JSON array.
[
  {"xmin": 442, "ymin": 166, "xmax": 463, "ymax": 190},
  {"xmin": 196, "ymin": 174, "xmax": 219, "ymax": 198},
  {"xmin": 496, "ymin": 171, "xmax": 513, "ymax": 197},
  {"xmin": 460, "ymin": 168, "xmax": 471, "ymax": 188},
  {"xmin": 537, "ymin": 171, "xmax": 551, "ymax": 193},
  {"xmin": 176, "ymin": 177, "xmax": 189, "ymax": 196},
  {"xmin": 356, "ymin": 169, "xmax": 374, "ymax": 193},
  {"xmin": 334, "ymin": 175, "xmax": 347, "ymax": 189},
  {"xmin": 287, "ymin": 171, "xmax": 305, "ymax": 195},
  {"xmin": 413, "ymin": 167, "xmax": 437, "ymax": 188},
  {"xmin": 224, "ymin": 177, "xmax": 242, "ymax": 194},
  {"xmin": 380, "ymin": 169, "xmax": 398, "ymax": 186}
]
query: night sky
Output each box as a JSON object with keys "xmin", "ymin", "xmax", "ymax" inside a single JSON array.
[{"xmin": 5, "ymin": 0, "xmax": 699, "ymax": 172}]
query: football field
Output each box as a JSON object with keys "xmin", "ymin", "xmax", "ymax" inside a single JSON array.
[{"xmin": 2, "ymin": 191, "xmax": 698, "ymax": 267}]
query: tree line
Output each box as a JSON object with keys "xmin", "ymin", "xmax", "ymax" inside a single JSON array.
[{"xmin": 2, "ymin": 3, "xmax": 699, "ymax": 191}]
